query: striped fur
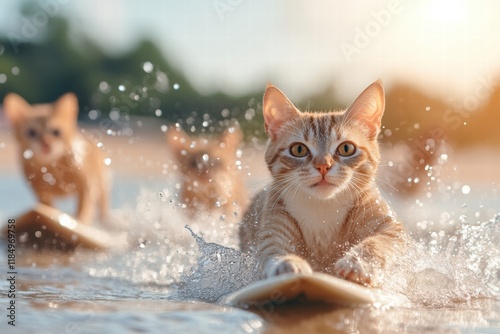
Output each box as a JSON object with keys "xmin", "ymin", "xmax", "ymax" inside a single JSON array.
[{"xmin": 240, "ymin": 81, "xmax": 406, "ymax": 286}]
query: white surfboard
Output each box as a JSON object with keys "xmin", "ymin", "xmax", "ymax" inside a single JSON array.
[
  {"xmin": 225, "ymin": 273, "xmax": 391, "ymax": 306},
  {"xmin": 4, "ymin": 203, "xmax": 115, "ymax": 251}
]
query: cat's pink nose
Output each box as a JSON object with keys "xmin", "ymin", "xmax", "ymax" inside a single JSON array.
[{"xmin": 316, "ymin": 163, "xmax": 331, "ymax": 176}]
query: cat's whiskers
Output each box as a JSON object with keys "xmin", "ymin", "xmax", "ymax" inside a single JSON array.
[{"xmin": 265, "ymin": 175, "xmax": 303, "ymax": 215}]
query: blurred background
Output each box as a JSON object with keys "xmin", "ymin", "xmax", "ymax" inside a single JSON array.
[
  {"xmin": 2, "ymin": 0, "xmax": 500, "ymax": 139},
  {"xmin": 0, "ymin": 0, "xmax": 499, "ymax": 194}
]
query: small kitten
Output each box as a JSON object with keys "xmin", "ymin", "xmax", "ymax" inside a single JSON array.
[
  {"xmin": 239, "ymin": 81, "xmax": 407, "ymax": 286},
  {"xmin": 3, "ymin": 93, "xmax": 109, "ymax": 224},
  {"xmin": 166, "ymin": 126, "xmax": 248, "ymax": 219}
]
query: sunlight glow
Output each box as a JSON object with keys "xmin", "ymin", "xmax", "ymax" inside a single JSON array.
[{"xmin": 425, "ymin": 0, "xmax": 466, "ymax": 23}]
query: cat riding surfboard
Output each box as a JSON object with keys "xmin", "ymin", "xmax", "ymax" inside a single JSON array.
[
  {"xmin": 3, "ymin": 93, "xmax": 110, "ymax": 226},
  {"xmin": 236, "ymin": 81, "xmax": 407, "ymax": 306},
  {"xmin": 3, "ymin": 93, "xmax": 114, "ymax": 251},
  {"xmin": 225, "ymin": 272, "xmax": 392, "ymax": 306}
]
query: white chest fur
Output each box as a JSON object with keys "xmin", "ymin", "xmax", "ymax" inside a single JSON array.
[{"xmin": 284, "ymin": 191, "xmax": 352, "ymax": 256}]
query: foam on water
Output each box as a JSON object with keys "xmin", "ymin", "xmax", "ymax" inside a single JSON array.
[{"xmin": 384, "ymin": 213, "xmax": 500, "ymax": 308}]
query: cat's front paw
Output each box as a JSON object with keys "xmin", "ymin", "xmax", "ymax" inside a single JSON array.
[
  {"xmin": 334, "ymin": 255, "xmax": 376, "ymax": 286},
  {"xmin": 264, "ymin": 255, "xmax": 313, "ymax": 278}
]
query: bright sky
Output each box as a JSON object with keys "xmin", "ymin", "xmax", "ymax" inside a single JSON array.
[{"xmin": 2, "ymin": 0, "xmax": 500, "ymax": 102}]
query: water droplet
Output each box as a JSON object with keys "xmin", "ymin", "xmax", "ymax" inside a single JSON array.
[
  {"xmin": 438, "ymin": 153, "xmax": 448, "ymax": 165},
  {"xmin": 173, "ymin": 83, "xmax": 180, "ymax": 90},
  {"xmin": 155, "ymin": 109, "xmax": 162, "ymax": 117},
  {"xmin": 104, "ymin": 158, "xmax": 112, "ymax": 166},
  {"xmin": 202, "ymin": 154, "xmax": 209, "ymax": 162},
  {"xmin": 42, "ymin": 173, "xmax": 53, "ymax": 183},
  {"xmin": 23, "ymin": 149, "xmax": 33, "ymax": 159},
  {"xmin": 161, "ymin": 125, "xmax": 168, "ymax": 132},
  {"xmin": 142, "ymin": 61, "xmax": 153, "ymax": 73},
  {"xmin": 118, "ymin": 84, "xmax": 126, "ymax": 92},
  {"xmin": 425, "ymin": 106, "xmax": 431, "ymax": 111},
  {"xmin": 99, "ymin": 81, "xmax": 110, "ymax": 93},
  {"xmin": 0, "ymin": 73, "xmax": 7, "ymax": 84},
  {"xmin": 109, "ymin": 109, "xmax": 120, "ymax": 121},
  {"xmin": 459, "ymin": 214, "xmax": 467, "ymax": 223},
  {"xmin": 11, "ymin": 66, "xmax": 20, "ymax": 75},
  {"xmin": 88, "ymin": 109, "xmax": 99, "ymax": 120},
  {"xmin": 244, "ymin": 108, "xmax": 256, "ymax": 120},
  {"xmin": 426, "ymin": 139, "xmax": 435, "ymax": 148},
  {"xmin": 461, "ymin": 185, "xmax": 471, "ymax": 195}
]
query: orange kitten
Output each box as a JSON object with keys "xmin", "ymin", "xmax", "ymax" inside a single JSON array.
[
  {"xmin": 239, "ymin": 81, "xmax": 407, "ymax": 286},
  {"xmin": 3, "ymin": 93, "xmax": 109, "ymax": 224},
  {"xmin": 167, "ymin": 126, "xmax": 248, "ymax": 219}
]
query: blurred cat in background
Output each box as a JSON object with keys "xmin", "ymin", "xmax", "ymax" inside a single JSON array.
[
  {"xmin": 166, "ymin": 126, "xmax": 248, "ymax": 219},
  {"xmin": 3, "ymin": 93, "xmax": 109, "ymax": 224}
]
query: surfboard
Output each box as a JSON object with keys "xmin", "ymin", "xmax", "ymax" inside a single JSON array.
[
  {"xmin": 4, "ymin": 203, "xmax": 115, "ymax": 251},
  {"xmin": 225, "ymin": 273, "xmax": 391, "ymax": 306}
]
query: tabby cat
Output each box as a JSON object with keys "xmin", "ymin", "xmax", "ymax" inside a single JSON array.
[
  {"xmin": 167, "ymin": 126, "xmax": 248, "ymax": 219},
  {"xmin": 239, "ymin": 81, "xmax": 406, "ymax": 286},
  {"xmin": 3, "ymin": 93, "xmax": 109, "ymax": 224}
]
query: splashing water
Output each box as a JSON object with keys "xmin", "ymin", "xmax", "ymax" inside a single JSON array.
[
  {"xmin": 384, "ymin": 213, "xmax": 500, "ymax": 308},
  {"xmin": 176, "ymin": 226, "xmax": 258, "ymax": 302},
  {"xmin": 82, "ymin": 183, "xmax": 500, "ymax": 312}
]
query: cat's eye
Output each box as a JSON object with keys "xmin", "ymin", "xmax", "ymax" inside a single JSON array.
[
  {"xmin": 290, "ymin": 143, "xmax": 309, "ymax": 157},
  {"xmin": 26, "ymin": 128, "xmax": 37, "ymax": 138},
  {"xmin": 337, "ymin": 142, "xmax": 356, "ymax": 157},
  {"xmin": 51, "ymin": 128, "xmax": 61, "ymax": 137}
]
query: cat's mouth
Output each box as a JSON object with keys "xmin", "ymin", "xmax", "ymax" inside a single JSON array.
[
  {"xmin": 41, "ymin": 144, "xmax": 52, "ymax": 154},
  {"xmin": 312, "ymin": 179, "xmax": 334, "ymax": 187},
  {"xmin": 39, "ymin": 139, "xmax": 52, "ymax": 154}
]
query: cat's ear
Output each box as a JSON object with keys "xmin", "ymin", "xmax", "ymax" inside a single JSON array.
[
  {"xmin": 54, "ymin": 93, "xmax": 79, "ymax": 124},
  {"xmin": 263, "ymin": 84, "xmax": 300, "ymax": 140},
  {"xmin": 220, "ymin": 127, "xmax": 242, "ymax": 152},
  {"xmin": 3, "ymin": 93, "xmax": 31, "ymax": 124},
  {"xmin": 344, "ymin": 80, "xmax": 385, "ymax": 139},
  {"xmin": 166, "ymin": 126, "xmax": 189, "ymax": 155}
]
